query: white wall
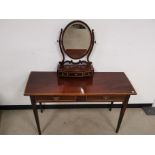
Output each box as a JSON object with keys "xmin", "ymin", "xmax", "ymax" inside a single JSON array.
[{"xmin": 0, "ymin": 19, "xmax": 155, "ymax": 105}]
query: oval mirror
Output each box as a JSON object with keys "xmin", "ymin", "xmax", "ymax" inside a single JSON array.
[{"xmin": 62, "ymin": 20, "xmax": 91, "ymax": 59}]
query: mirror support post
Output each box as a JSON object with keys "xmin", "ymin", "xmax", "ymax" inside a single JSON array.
[
  {"xmin": 87, "ymin": 29, "xmax": 95, "ymax": 63},
  {"xmin": 58, "ymin": 28, "xmax": 65, "ymax": 65}
]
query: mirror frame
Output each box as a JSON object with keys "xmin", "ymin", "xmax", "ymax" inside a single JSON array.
[
  {"xmin": 58, "ymin": 20, "xmax": 95, "ymax": 65},
  {"xmin": 62, "ymin": 20, "xmax": 92, "ymax": 60}
]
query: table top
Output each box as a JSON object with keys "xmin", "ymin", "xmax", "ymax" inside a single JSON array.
[{"xmin": 24, "ymin": 72, "xmax": 137, "ymax": 96}]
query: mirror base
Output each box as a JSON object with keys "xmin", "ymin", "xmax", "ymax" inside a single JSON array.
[{"xmin": 57, "ymin": 63, "xmax": 94, "ymax": 77}]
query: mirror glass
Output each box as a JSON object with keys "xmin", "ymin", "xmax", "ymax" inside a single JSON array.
[{"xmin": 62, "ymin": 21, "xmax": 91, "ymax": 59}]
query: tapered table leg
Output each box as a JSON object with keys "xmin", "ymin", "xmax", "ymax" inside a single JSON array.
[
  {"xmin": 116, "ymin": 96, "xmax": 130, "ymax": 133},
  {"xmin": 109, "ymin": 101, "xmax": 113, "ymax": 111},
  {"xmin": 39, "ymin": 102, "xmax": 44, "ymax": 113},
  {"xmin": 30, "ymin": 96, "xmax": 41, "ymax": 135}
]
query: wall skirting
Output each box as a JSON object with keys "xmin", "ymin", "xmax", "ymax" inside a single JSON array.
[{"xmin": 0, "ymin": 103, "xmax": 152, "ymax": 110}]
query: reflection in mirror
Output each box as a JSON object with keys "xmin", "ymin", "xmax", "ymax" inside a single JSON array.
[{"xmin": 63, "ymin": 22, "xmax": 91, "ymax": 59}]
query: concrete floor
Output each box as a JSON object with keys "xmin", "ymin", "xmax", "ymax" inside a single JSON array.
[{"xmin": 0, "ymin": 108, "xmax": 155, "ymax": 135}]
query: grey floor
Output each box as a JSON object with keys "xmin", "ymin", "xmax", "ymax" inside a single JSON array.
[{"xmin": 0, "ymin": 108, "xmax": 155, "ymax": 135}]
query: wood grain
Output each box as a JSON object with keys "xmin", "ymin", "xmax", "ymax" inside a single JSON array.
[{"xmin": 24, "ymin": 72, "xmax": 137, "ymax": 96}]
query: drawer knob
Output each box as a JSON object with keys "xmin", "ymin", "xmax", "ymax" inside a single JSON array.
[{"xmin": 103, "ymin": 96, "xmax": 109, "ymax": 100}]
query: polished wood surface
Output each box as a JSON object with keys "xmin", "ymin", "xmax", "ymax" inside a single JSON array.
[{"xmin": 24, "ymin": 72, "xmax": 136, "ymax": 96}]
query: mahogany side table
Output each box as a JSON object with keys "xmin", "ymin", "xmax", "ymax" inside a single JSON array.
[{"xmin": 24, "ymin": 72, "xmax": 137, "ymax": 134}]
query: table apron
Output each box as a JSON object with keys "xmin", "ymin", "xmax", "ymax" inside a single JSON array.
[{"xmin": 35, "ymin": 95, "xmax": 127, "ymax": 103}]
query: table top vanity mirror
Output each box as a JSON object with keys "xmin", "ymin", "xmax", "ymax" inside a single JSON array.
[{"xmin": 57, "ymin": 20, "xmax": 96, "ymax": 77}]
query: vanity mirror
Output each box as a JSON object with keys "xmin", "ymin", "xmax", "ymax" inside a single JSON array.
[{"xmin": 57, "ymin": 20, "xmax": 95, "ymax": 77}]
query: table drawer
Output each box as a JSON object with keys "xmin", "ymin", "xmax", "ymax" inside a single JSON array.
[
  {"xmin": 35, "ymin": 96, "xmax": 76, "ymax": 102},
  {"xmin": 68, "ymin": 72, "xmax": 83, "ymax": 77},
  {"xmin": 87, "ymin": 95, "xmax": 126, "ymax": 102}
]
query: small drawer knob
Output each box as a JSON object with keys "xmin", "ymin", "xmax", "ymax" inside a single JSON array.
[
  {"xmin": 53, "ymin": 96, "xmax": 60, "ymax": 100},
  {"xmin": 103, "ymin": 96, "xmax": 109, "ymax": 100}
]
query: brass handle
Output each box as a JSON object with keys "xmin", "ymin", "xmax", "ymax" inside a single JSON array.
[
  {"xmin": 53, "ymin": 96, "xmax": 60, "ymax": 101},
  {"xmin": 103, "ymin": 96, "xmax": 109, "ymax": 100}
]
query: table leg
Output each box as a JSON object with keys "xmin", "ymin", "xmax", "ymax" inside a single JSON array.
[
  {"xmin": 116, "ymin": 96, "xmax": 130, "ymax": 133},
  {"xmin": 109, "ymin": 101, "xmax": 113, "ymax": 111},
  {"xmin": 39, "ymin": 102, "xmax": 44, "ymax": 113},
  {"xmin": 30, "ymin": 96, "xmax": 41, "ymax": 135}
]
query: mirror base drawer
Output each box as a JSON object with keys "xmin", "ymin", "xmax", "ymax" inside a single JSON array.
[{"xmin": 57, "ymin": 64, "xmax": 94, "ymax": 77}]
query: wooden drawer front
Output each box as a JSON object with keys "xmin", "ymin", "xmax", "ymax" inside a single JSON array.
[
  {"xmin": 76, "ymin": 96, "xmax": 86, "ymax": 102},
  {"xmin": 35, "ymin": 96, "xmax": 76, "ymax": 102},
  {"xmin": 68, "ymin": 72, "xmax": 83, "ymax": 77},
  {"xmin": 87, "ymin": 95, "xmax": 125, "ymax": 102},
  {"xmin": 83, "ymin": 72, "xmax": 93, "ymax": 77}
]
